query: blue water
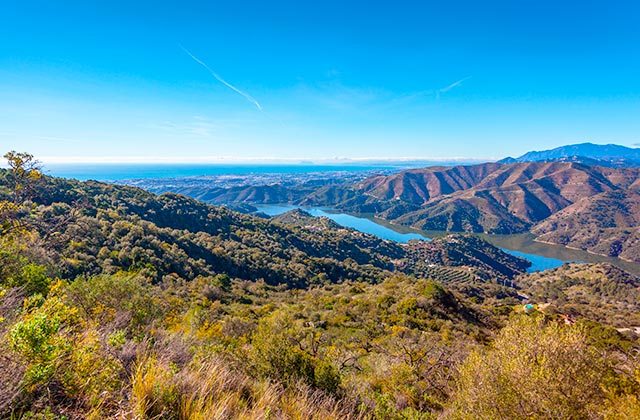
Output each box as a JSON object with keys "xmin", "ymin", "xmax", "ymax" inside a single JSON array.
[
  {"xmin": 506, "ymin": 249, "xmax": 565, "ymax": 273},
  {"xmin": 258, "ymin": 204, "xmax": 428, "ymax": 243},
  {"xmin": 43, "ymin": 163, "xmax": 399, "ymax": 181},
  {"xmin": 257, "ymin": 204, "xmax": 566, "ymax": 273}
]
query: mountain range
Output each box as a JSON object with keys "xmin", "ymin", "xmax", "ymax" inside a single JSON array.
[
  {"xmin": 139, "ymin": 159, "xmax": 639, "ymax": 263},
  {"xmin": 499, "ymin": 142, "xmax": 640, "ymax": 167},
  {"xmin": 302, "ymin": 162, "xmax": 640, "ymax": 262},
  {"xmin": 3, "ymin": 153, "xmax": 640, "ymax": 419}
]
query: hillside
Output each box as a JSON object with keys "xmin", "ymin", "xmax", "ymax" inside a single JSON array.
[
  {"xmin": 342, "ymin": 161, "xmax": 633, "ymax": 211},
  {"xmin": 0, "ymin": 169, "xmax": 530, "ymax": 288},
  {"xmin": 271, "ymin": 209, "xmax": 530, "ymax": 283},
  {"xmin": 405, "ymin": 235, "xmax": 529, "ymax": 281},
  {"xmin": 532, "ymin": 190, "xmax": 640, "ymax": 262},
  {"xmin": 182, "ymin": 162, "xmax": 639, "ymax": 236},
  {"xmin": 126, "ymin": 161, "xmax": 640, "ymax": 261},
  {"xmin": 3, "ymin": 157, "xmax": 640, "ymax": 419},
  {"xmin": 315, "ymin": 162, "xmax": 639, "ymax": 235},
  {"xmin": 517, "ymin": 263, "xmax": 640, "ymax": 327},
  {"xmin": 0, "ymin": 170, "xmax": 395, "ymax": 287},
  {"xmin": 344, "ymin": 162, "xmax": 640, "ymax": 259}
]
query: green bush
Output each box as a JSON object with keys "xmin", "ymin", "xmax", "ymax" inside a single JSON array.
[
  {"xmin": 251, "ymin": 311, "xmax": 341, "ymax": 394},
  {"xmin": 2, "ymin": 258, "xmax": 52, "ymax": 296},
  {"xmin": 8, "ymin": 284, "xmax": 80, "ymax": 389}
]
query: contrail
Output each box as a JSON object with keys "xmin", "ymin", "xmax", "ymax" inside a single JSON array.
[
  {"xmin": 180, "ymin": 45, "xmax": 263, "ymax": 111},
  {"xmin": 439, "ymin": 76, "xmax": 472, "ymax": 94}
]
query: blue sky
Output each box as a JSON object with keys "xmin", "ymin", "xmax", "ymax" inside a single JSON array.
[{"xmin": 1, "ymin": 0, "xmax": 639, "ymax": 162}]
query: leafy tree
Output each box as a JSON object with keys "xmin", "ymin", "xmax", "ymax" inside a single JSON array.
[
  {"xmin": 3, "ymin": 151, "xmax": 42, "ymax": 204},
  {"xmin": 251, "ymin": 310, "xmax": 341, "ymax": 394}
]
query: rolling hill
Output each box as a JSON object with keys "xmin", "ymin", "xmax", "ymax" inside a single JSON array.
[
  {"xmin": 0, "ymin": 169, "xmax": 529, "ymax": 287},
  {"xmin": 4, "ymin": 157, "xmax": 640, "ymax": 419}
]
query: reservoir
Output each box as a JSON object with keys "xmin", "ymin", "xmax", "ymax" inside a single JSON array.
[{"xmin": 255, "ymin": 204, "xmax": 640, "ymax": 275}]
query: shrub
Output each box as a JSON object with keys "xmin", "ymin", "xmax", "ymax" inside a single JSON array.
[
  {"xmin": 8, "ymin": 283, "xmax": 79, "ymax": 388},
  {"xmin": 65, "ymin": 272, "xmax": 160, "ymax": 331},
  {"xmin": 251, "ymin": 311, "xmax": 341, "ymax": 394},
  {"xmin": 9, "ymin": 311, "xmax": 64, "ymax": 386},
  {"xmin": 448, "ymin": 315, "xmax": 610, "ymax": 418},
  {"xmin": 2, "ymin": 259, "xmax": 52, "ymax": 297}
]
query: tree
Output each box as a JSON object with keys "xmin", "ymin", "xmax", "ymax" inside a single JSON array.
[
  {"xmin": 3, "ymin": 151, "xmax": 42, "ymax": 204},
  {"xmin": 0, "ymin": 151, "xmax": 43, "ymax": 237}
]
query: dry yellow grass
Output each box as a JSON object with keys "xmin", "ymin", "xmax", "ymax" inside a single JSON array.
[{"xmin": 128, "ymin": 355, "xmax": 363, "ymax": 420}]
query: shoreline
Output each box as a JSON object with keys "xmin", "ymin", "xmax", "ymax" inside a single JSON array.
[{"xmin": 259, "ymin": 203, "xmax": 640, "ymax": 274}]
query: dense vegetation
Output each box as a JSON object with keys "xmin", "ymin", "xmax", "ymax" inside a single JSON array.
[{"xmin": 2, "ymin": 152, "xmax": 640, "ymax": 419}]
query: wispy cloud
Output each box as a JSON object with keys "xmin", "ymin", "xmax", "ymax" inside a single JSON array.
[
  {"xmin": 439, "ymin": 76, "xmax": 472, "ymax": 93},
  {"xmin": 291, "ymin": 75, "xmax": 472, "ymax": 115},
  {"xmin": 436, "ymin": 76, "xmax": 472, "ymax": 99},
  {"xmin": 180, "ymin": 45, "xmax": 263, "ymax": 111},
  {"xmin": 145, "ymin": 116, "xmax": 256, "ymax": 138}
]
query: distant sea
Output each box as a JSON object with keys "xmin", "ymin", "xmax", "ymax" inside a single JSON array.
[
  {"xmin": 43, "ymin": 163, "xmax": 402, "ymax": 182},
  {"xmin": 43, "ymin": 159, "xmax": 487, "ymax": 182}
]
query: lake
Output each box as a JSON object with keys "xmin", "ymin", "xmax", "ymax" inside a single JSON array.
[
  {"xmin": 257, "ymin": 204, "xmax": 428, "ymax": 243},
  {"xmin": 255, "ymin": 204, "xmax": 571, "ymax": 273}
]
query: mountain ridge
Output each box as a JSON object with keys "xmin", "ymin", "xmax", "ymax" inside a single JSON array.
[
  {"xmin": 141, "ymin": 161, "xmax": 640, "ymax": 262},
  {"xmin": 499, "ymin": 142, "xmax": 640, "ymax": 167}
]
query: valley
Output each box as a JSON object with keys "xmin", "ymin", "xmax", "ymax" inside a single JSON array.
[
  {"xmin": 3, "ymin": 152, "xmax": 640, "ymax": 418},
  {"xmin": 255, "ymin": 204, "xmax": 640, "ymax": 275},
  {"xmin": 122, "ymin": 159, "xmax": 640, "ymax": 266},
  {"xmin": 5, "ymin": 0, "xmax": 640, "ymax": 416}
]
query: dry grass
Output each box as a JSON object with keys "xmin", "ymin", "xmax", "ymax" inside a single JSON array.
[
  {"xmin": 0, "ymin": 287, "xmax": 26, "ymax": 416},
  {"xmin": 127, "ymin": 355, "xmax": 364, "ymax": 420}
]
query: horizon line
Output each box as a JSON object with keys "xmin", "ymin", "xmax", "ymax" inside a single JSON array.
[{"xmin": 36, "ymin": 156, "xmax": 494, "ymax": 165}]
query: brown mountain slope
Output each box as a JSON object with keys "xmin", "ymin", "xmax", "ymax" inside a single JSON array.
[
  {"xmin": 355, "ymin": 162, "xmax": 628, "ymax": 205},
  {"xmin": 355, "ymin": 163, "xmax": 504, "ymax": 204},
  {"xmin": 331, "ymin": 162, "xmax": 639, "ymax": 234},
  {"xmin": 532, "ymin": 190, "xmax": 640, "ymax": 262}
]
